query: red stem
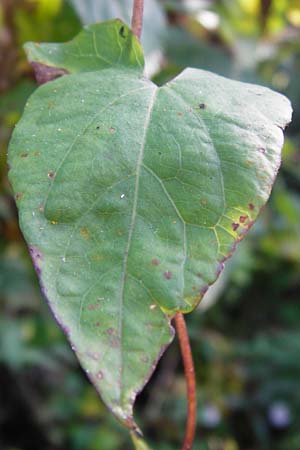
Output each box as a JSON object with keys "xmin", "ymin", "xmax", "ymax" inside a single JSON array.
[
  {"xmin": 174, "ymin": 312, "xmax": 197, "ymax": 450},
  {"xmin": 131, "ymin": 0, "xmax": 144, "ymax": 40}
]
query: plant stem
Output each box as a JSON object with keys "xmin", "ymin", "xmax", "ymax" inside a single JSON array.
[
  {"xmin": 131, "ymin": 0, "xmax": 144, "ymax": 40},
  {"xmin": 260, "ymin": 0, "xmax": 272, "ymax": 31},
  {"xmin": 174, "ymin": 312, "xmax": 197, "ymax": 450}
]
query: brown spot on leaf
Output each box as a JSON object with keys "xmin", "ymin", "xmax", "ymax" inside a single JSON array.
[
  {"xmin": 34, "ymin": 151, "xmax": 40, "ymax": 157},
  {"xmin": 198, "ymin": 103, "xmax": 206, "ymax": 109},
  {"xmin": 164, "ymin": 271, "xmax": 172, "ymax": 280},
  {"xmin": 15, "ymin": 192, "xmax": 23, "ymax": 201},
  {"xmin": 110, "ymin": 337, "xmax": 120, "ymax": 347},
  {"xmin": 109, "ymin": 127, "xmax": 116, "ymax": 133},
  {"xmin": 177, "ymin": 112, "xmax": 183, "ymax": 116},
  {"xmin": 20, "ymin": 153, "xmax": 28, "ymax": 158},
  {"xmin": 48, "ymin": 171, "xmax": 55, "ymax": 179},
  {"xmin": 232, "ymin": 223, "xmax": 239, "ymax": 231},
  {"xmin": 80, "ymin": 227, "xmax": 89, "ymax": 239},
  {"xmin": 239, "ymin": 215, "xmax": 248, "ymax": 223},
  {"xmin": 151, "ymin": 258, "xmax": 160, "ymax": 266},
  {"xmin": 88, "ymin": 303, "xmax": 99, "ymax": 311},
  {"xmin": 249, "ymin": 203, "xmax": 255, "ymax": 210},
  {"xmin": 107, "ymin": 327, "xmax": 115, "ymax": 336}
]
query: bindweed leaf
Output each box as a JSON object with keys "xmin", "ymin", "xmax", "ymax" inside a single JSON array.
[{"xmin": 8, "ymin": 21, "xmax": 292, "ymax": 431}]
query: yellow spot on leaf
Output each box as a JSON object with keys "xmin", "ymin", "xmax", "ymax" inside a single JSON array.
[{"xmin": 80, "ymin": 227, "xmax": 90, "ymax": 239}]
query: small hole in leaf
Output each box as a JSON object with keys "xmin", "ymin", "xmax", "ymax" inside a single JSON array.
[
  {"xmin": 199, "ymin": 103, "xmax": 206, "ymax": 109},
  {"xmin": 119, "ymin": 26, "xmax": 126, "ymax": 38}
]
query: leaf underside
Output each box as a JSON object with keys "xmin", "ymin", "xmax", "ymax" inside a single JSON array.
[{"xmin": 8, "ymin": 20, "xmax": 292, "ymax": 429}]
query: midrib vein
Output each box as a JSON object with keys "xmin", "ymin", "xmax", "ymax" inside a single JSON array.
[{"xmin": 118, "ymin": 87, "xmax": 158, "ymax": 404}]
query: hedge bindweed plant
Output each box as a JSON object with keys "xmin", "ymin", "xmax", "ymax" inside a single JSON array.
[{"xmin": 8, "ymin": 2, "xmax": 292, "ymax": 449}]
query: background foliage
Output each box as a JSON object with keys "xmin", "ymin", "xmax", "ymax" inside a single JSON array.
[{"xmin": 0, "ymin": 1, "xmax": 299, "ymax": 449}]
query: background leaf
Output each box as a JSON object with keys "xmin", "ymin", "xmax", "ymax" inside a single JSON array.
[
  {"xmin": 68, "ymin": 0, "xmax": 167, "ymax": 75},
  {"xmin": 25, "ymin": 20, "xmax": 144, "ymax": 75}
]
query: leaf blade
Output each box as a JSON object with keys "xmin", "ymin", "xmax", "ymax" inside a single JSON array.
[{"xmin": 8, "ymin": 61, "xmax": 292, "ymax": 427}]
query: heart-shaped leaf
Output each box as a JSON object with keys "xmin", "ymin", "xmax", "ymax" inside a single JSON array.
[{"xmin": 8, "ymin": 21, "xmax": 292, "ymax": 430}]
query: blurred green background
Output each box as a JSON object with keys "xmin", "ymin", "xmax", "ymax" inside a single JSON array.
[{"xmin": 0, "ymin": 1, "xmax": 300, "ymax": 449}]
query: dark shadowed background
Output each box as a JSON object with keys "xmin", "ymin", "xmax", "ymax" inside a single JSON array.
[{"xmin": 0, "ymin": 1, "xmax": 300, "ymax": 449}]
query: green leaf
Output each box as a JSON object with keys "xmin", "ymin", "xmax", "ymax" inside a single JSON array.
[
  {"xmin": 68, "ymin": 0, "xmax": 166, "ymax": 59},
  {"xmin": 24, "ymin": 19, "xmax": 144, "ymax": 75},
  {"xmin": 8, "ymin": 22, "xmax": 292, "ymax": 431}
]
